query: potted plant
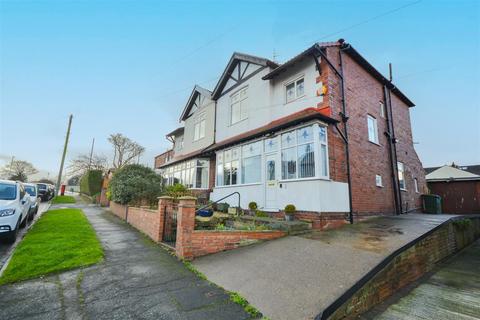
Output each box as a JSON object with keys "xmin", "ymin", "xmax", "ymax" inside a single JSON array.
[
  {"xmin": 248, "ymin": 201, "xmax": 258, "ymax": 215},
  {"xmin": 284, "ymin": 204, "xmax": 296, "ymax": 222}
]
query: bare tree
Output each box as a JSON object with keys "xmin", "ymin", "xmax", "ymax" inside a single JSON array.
[
  {"xmin": 108, "ymin": 133, "xmax": 145, "ymax": 169},
  {"xmin": 1, "ymin": 159, "xmax": 38, "ymax": 182},
  {"xmin": 67, "ymin": 153, "xmax": 108, "ymax": 176}
]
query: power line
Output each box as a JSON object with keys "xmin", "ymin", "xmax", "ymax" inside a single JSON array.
[{"xmin": 308, "ymin": 0, "xmax": 423, "ymax": 44}]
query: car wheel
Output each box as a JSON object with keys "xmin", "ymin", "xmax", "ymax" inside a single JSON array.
[
  {"xmin": 20, "ymin": 214, "xmax": 27, "ymax": 228},
  {"xmin": 5, "ymin": 220, "xmax": 20, "ymax": 244},
  {"xmin": 28, "ymin": 210, "xmax": 34, "ymax": 222}
]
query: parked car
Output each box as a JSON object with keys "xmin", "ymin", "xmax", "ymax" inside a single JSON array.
[
  {"xmin": 24, "ymin": 183, "xmax": 40, "ymax": 215},
  {"xmin": 0, "ymin": 180, "xmax": 32, "ymax": 243},
  {"xmin": 37, "ymin": 183, "xmax": 49, "ymax": 201}
]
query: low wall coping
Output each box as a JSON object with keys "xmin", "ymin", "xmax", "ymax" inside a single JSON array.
[
  {"xmin": 193, "ymin": 229, "xmax": 285, "ymax": 234},
  {"xmin": 178, "ymin": 196, "xmax": 197, "ymax": 200},
  {"xmin": 158, "ymin": 196, "xmax": 174, "ymax": 200}
]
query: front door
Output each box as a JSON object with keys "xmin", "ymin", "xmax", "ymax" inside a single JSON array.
[{"xmin": 265, "ymin": 154, "xmax": 277, "ymax": 210}]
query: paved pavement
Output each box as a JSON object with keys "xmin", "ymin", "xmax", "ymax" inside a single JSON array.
[
  {"xmin": 0, "ymin": 201, "xmax": 250, "ymax": 320},
  {"xmin": 360, "ymin": 239, "xmax": 480, "ymax": 319},
  {"xmin": 0, "ymin": 202, "xmax": 50, "ymax": 271},
  {"xmin": 193, "ymin": 214, "xmax": 456, "ymax": 320}
]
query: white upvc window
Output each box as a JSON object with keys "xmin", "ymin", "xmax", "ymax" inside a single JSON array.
[
  {"xmin": 241, "ymin": 141, "xmax": 262, "ymax": 184},
  {"xmin": 398, "ymin": 162, "xmax": 406, "ymax": 190},
  {"xmin": 414, "ymin": 178, "xmax": 419, "ymax": 193},
  {"xmin": 194, "ymin": 119, "xmax": 206, "ymax": 141},
  {"xmin": 380, "ymin": 101, "xmax": 386, "ymax": 118},
  {"xmin": 376, "ymin": 174, "xmax": 383, "ymax": 187},
  {"xmin": 285, "ymin": 77, "xmax": 305, "ymax": 103},
  {"xmin": 230, "ymin": 87, "xmax": 248, "ymax": 124},
  {"xmin": 367, "ymin": 115, "xmax": 379, "ymax": 144},
  {"xmin": 162, "ymin": 159, "xmax": 209, "ymax": 189},
  {"xmin": 281, "ymin": 125, "xmax": 316, "ymax": 180}
]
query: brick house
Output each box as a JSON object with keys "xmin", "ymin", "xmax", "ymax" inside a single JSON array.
[{"xmin": 155, "ymin": 39, "xmax": 426, "ymax": 224}]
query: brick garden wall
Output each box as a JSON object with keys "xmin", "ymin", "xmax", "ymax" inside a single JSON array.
[
  {"xmin": 326, "ymin": 217, "xmax": 480, "ymax": 320},
  {"xmin": 127, "ymin": 206, "xmax": 162, "ymax": 242},
  {"xmin": 110, "ymin": 201, "xmax": 127, "ymax": 220},
  {"xmin": 190, "ymin": 230, "xmax": 286, "ymax": 257}
]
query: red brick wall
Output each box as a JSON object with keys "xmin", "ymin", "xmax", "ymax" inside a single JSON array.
[
  {"xmin": 127, "ymin": 207, "xmax": 162, "ymax": 242},
  {"xmin": 324, "ymin": 46, "xmax": 425, "ymax": 215},
  {"xmin": 154, "ymin": 150, "xmax": 174, "ymax": 169},
  {"xmin": 110, "ymin": 201, "xmax": 127, "ymax": 220},
  {"xmin": 190, "ymin": 230, "xmax": 286, "ymax": 257}
]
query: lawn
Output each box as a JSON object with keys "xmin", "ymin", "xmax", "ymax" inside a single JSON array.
[
  {"xmin": 0, "ymin": 208, "xmax": 103, "ymax": 285},
  {"xmin": 51, "ymin": 195, "xmax": 76, "ymax": 204}
]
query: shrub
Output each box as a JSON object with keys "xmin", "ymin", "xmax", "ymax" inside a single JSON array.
[
  {"xmin": 217, "ymin": 202, "xmax": 230, "ymax": 213},
  {"xmin": 255, "ymin": 210, "xmax": 269, "ymax": 218},
  {"xmin": 453, "ymin": 218, "xmax": 472, "ymax": 230},
  {"xmin": 164, "ymin": 183, "xmax": 191, "ymax": 199},
  {"xmin": 108, "ymin": 164, "xmax": 163, "ymax": 206},
  {"xmin": 80, "ymin": 170, "xmax": 103, "ymax": 196},
  {"xmin": 248, "ymin": 202, "xmax": 258, "ymax": 210},
  {"xmin": 284, "ymin": 204, "xmax": 296, "ymax": 215}
]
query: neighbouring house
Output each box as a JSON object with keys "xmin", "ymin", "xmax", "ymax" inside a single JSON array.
[
  {"xmin": 425, "ymin": 164, "xmax": 480, "ymax": 214},
  {"xmin": 154, "ymin": 39, "xmax": 426, "ymax": 226}
]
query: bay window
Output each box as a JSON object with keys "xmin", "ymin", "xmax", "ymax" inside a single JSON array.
[
  {"xmin": 162, "ymin": 159, "xmax": 209, "ymax": 189},
  {"xmin": 216, "ymin": 123, "xmax": 329, "ymax": 187}
]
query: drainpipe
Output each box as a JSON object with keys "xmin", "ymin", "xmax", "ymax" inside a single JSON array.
[
  {"xmin": 386, "ymin": 88, "xmax": 403, "ymax": 214},
  {"xmin": 314, "ymin": 42, "xmax": 354, "ymax": 224},
  {"xmin": 383, "ymin": 85, "xmax": 401, "ymax": 215}
]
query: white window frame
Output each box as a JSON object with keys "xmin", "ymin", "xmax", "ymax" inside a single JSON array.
[
  {"xmin": 379, "ymin": 101, "xmax": 385, "ymax": 118},
  {"xmin": 194, "ymin": 119, "xmax": 206, "ymax": 141},
  {"xmin": 398, "ymin": 162, "xmax": 406, "ymax": 191},
  {"xmin": 214, "ymin": 122, "xmax": 329, "ymax": 187},
  {"xmin": 367, "ymin": 115, "xmax": 379, "ymax": 144},
  {"xmin": 376, "ymin": 174, "xmax": 383, "ymax": 187},
  {"xmin": 230, "ymin": 87, "xmax": 248, "ymax": 125},
  {"xmin": 285, "ymin": 76, "xmax": 305, "ymax": 104},
  {"xmin": 163, "ymin": 159, "xmax": 209, "ymax": 189},
  {"xmin": 414, "ymin": 178, "xmax": 419, "ymax": 193}
]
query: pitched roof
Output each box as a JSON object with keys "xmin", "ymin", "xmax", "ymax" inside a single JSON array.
[
  {"xmin": 211, "ymin": 52, "xmax": 279, "ymax": 99},
  {"xmin": 158, "ymin": 108, "xmax": 338, "ymax": 168},
  {"xmin": 426, "ymin": 165, "xmax": 480, "ymax": 182},
  {"xmin": 262, "ymin": 40, "xmax": 414, "ymax": 107},
  {"xmin": 179, "ymin": 85, "xmax": 212, "ymax": 122}
]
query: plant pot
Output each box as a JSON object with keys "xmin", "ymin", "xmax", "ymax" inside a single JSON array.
[
  {"xmin": 285, "ymin": 214, "xmax": 294, "ymax": 222},
  {"xmin": 197, "ymin": 209, "xmax": 214, "ymax": 217}
]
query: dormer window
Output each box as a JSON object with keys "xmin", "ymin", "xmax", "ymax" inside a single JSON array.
[{"xmin": 286, "ymin": 77, "xmax": 304, "ymax": 103}]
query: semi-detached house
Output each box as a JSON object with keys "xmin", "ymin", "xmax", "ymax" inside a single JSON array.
[{"xmin": 155, "ymin": 40, "xmax": 426, "ymax": 227}]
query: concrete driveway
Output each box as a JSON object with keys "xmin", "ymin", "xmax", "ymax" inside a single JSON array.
[
  {"xmin": 0, "ymin": 202, "xmax": 50, "ymax": 271},
  {"xmin": 193, "ymin": 214, "xmax": 455, "ymax": 320}
]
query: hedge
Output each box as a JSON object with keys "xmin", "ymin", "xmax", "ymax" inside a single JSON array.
[{"xmin": 80, "ymin": 170, "xmax": 103, "ymax": 196}]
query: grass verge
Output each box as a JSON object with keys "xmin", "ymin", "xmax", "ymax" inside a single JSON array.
[
  {"xmin": 51, "ymin": 195, "xmax": 76, "ymax": 204},
  {"xmin": 0, "ymin": 208, "xmax": 103, "ymax": 285}
]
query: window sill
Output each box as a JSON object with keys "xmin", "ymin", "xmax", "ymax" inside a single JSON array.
[
  {"xmin": 376, "ymin": 185, "xmax": 383, "ymax": 188},
  {"xmin": 230, "ymin": 118, "xmax": 248, "ymax": 127},
  {"xmin": 279, "ymin": 176, "xmax": 330, "ymax": 183},
  {"xmin": 368, "ymin": 140, "xmax": 381, "ymax": 147},
  {"xmin": 400, "ymin": 188, "xmax": 407, "ymax": 192},
  {"xmin": 285, "ymin": 94, "xmax": 306, "ymax": 105},
  {"xmin": 214, "ymin": 183, "xmax": 262, "ymax": 189}
]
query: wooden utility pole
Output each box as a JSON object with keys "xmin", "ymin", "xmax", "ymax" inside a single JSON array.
[
  {"xmin": 56, "ymin": 114, "xmax": 73, "ymax": 194},
  {"xmin": 88, "ymin": 138, "xmax": 95, "ymax": 170}
]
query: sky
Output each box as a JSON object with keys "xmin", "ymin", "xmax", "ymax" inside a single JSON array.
[{"xmin": 0, "ymin": 0, "xmax": 479, "ymax": 180}]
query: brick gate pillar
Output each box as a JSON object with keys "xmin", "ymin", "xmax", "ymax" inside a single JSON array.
[
  {"xmin": 176, "ymin": 196, "xmax": 197, "ymax": 260},
  {"xmin": 157, "ymin": 196, "xmax": 173, "ymax": 243}
]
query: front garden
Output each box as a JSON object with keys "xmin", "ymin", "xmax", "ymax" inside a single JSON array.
[{"xmin": 0, "ymin": 208, "xmax": 103, "ymax": 285}]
